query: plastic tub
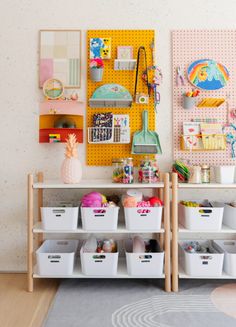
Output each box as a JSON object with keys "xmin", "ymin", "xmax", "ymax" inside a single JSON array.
[
  {"xmin": 41, "ymin": 207, "xmax": 79, "ymax": 230},
  {"xmin": 214, "ymin": 240, "xmax": 236, "ymax": 276},
  {"xmin": 125, "ymin": 239, "xmax": 164, "ymax": 276},
  {"xmin": 124, "ymin": 207, "xmax": 163, "ymax": 231},
  {"xmin": 81, "ymin": 207, "xmax": 119, "ymax": 231},
  {"xmin": 179, "ymin": 202, "xmax": 224, "ymax": 231},
  {"xmin": 214, "ymin": 166, "xmax": 235, "ymax": 184},
  {"xmin": 179, "ymin": 240, "xmax": 224, "ymax": 277},
  {"xmin": 223, "ymin": 204, "xmax": 236, "ymax": 229},
  {"xmin": 80, "ymin": 245, "xmax": 119, "ymax": 276},
  {"xmin": 36, "ymin": 240, "xmax": 79, "ymax": 276}
]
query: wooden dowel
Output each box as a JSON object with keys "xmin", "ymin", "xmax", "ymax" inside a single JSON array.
[
  {"xmin": 172, "ymin": 173, "xmax": 179, "ymax": 292},
  {"xmin": 163, "ymin": 173, "xmax": 171, "ymax": 292},
  {"xmin": 37, "ymin": 172, "xmax": 44, "ymax": 245},
  {"xmin": 27, "ymin": 174, "xmax": 34, "ymax": 292}
]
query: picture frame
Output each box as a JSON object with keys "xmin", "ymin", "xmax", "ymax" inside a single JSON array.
[
  {"xmin": 117, "ymin": 46, "xmax": 133, "ymax": 60},
  {"xmin": 39, "ymin": 30, "xmax": 81, "ymax": 88}
]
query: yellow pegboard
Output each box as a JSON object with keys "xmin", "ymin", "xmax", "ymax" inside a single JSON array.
[{"xmin": 87, "ymin": 30, "xmax": 156, "ymax": 166}]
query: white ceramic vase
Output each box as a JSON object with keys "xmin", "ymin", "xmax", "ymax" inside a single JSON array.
[{"xmin": 61, "ymin": 157, "xmax": 82, "ymax": 184}]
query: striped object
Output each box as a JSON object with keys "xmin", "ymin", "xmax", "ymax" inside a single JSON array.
[{"xmin": 69, "ymin": 59, "xmax": 79, "ymax": 86}]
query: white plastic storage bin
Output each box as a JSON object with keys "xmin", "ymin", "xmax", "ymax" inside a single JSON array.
[
  {"xmin": 125, "ymin": 240, "xmax": 164, "ymax": 276},
  {"xmin": 213, "ymin": 240, "xmax": 236, "ymax": 276},
  {"xmin": 214, "ymin": 166, "xmax": 235, "ymax": 184},
  {"xmin": 41, "ymin": 207, "xmax": 79, "ymax": 230},
  {"xmin": 36, "ymin": 240, "xmax": 79, "ymax": 276},
  {"xmin": 124, "ymin": 207, "xmax": 163, "ymax": 231},
  {"xmin": 81, "ymin": 207, "xmax": 119, "ymax": 231},
  {"xmin": 179, "ymin": 202, "xmax": 224, "ymax": 231},
  {"xmin": 179, "ymin": 240, "xmax": 224, "ymax": 277},
  {"xmin": 80, "ymin": 245, "xmax": 119, "ymax": 276},
  {"xmin": 223, "ymin": 204, "xmax": 236, "ymax": 229}
]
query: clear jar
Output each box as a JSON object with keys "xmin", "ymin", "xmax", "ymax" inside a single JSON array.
[
  {"xmin": 123, "ymin": 158, "xmax": 134, "ymax": 184},
  {"xmin": 201, "ymin": 165, "xmax": 210, "ymax": 183},
  {"xmin": 112, "ymin": 158, "xmax": 124, "ymax": 183},
  {"xmin": 138, "ymin": 157, "xmax": 159, "ymax": 183},
  {"xmin": 189, "ymin": 166, "xmax": 201, "ymax": 184}
]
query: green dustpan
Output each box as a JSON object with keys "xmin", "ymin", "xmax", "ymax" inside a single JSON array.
[{"xmin": 132, "ymin": 110, "xmax": 162, "ymax": 154}]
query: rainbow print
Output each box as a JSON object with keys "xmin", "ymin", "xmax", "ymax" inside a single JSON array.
[{"xmin": 187, "ymin": 59, "xmax": 229, "ymax": 90}]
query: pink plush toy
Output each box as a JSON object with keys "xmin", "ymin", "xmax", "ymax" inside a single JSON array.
[{"xmin": 81, "ymin": 192, "xmax": 103, "ymax": 207}]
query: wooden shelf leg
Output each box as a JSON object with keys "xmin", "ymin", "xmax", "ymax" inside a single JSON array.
[
  {"xmin": 156, "ymin": 172, "xmax": 164, "ymax": 250},
  {"xmin": 163, "ymin": 173, "xmax": 171, "ymax": 292},
  {"xmin": 37, "ymin": 172, "xmax": 44, "ymax": 246},
  {"xmin": 27, "ymin": 174, "xmax": 34, "ymax": 292},
  {"xmin": 172, "ymin": 173, "xmax": 179, "ymax": 292}
]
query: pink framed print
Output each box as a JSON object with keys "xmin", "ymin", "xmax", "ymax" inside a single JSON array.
[
  {"xmin": 39, "ymin": 30, "xmax": 81, "ymax": 88},
  {"xmin": 117, "ymin": 46, "xmax": 133, "ymax": 59}
]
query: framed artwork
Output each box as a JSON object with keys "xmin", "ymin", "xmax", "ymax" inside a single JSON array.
[
  {"xmin": 117, "ymin": 46, "xmax": 133, "ymax": 59},
  {"xmin": 187, "ymin": 59, "xmax": 229, "ymax": 90},
  {"xmin": 90, "ymin": 38, "xmax": 111, "ymax": 59},
  {"xmin": 39, "ymin": 30, "xmax": 81, "ymax": 88}
]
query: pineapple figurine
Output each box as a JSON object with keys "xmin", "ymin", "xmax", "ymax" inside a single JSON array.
[{"xmin": 61, "ymin": 134, "xmax": 82, "ymax": 183}]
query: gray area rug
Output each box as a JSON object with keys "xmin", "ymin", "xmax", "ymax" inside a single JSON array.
[{"xmin": 44, "ymin": 279, "xmax": 236, "ymax": 327}]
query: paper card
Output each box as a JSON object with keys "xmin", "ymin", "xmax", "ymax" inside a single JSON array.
[
  {"xmin": 113, "ymin": 114, "xmax": 129, "ymax": 128},
  {"xmin": 183, "ymin": 135, "xmax": 203, "ymax": 150},
  {"xmin": 113, "ymin": 114, "xmax": 130, "ymax": 143},
  {"xmin": 200, "ymin": 123, "xmax": 223, "ymax": 134},
  {"xmin": 183, "ymin": 122, "xmax": 201, "ymax": 135}
]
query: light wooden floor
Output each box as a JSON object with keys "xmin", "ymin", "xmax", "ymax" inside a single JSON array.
[{"xmin": 0, "ymin": 274, "xmax": 58, "ymax": 327}]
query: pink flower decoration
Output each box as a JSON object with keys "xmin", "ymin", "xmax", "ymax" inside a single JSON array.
[{"xmin": 90, "ymin": 58, "xmax": 104, "ymax": 68}]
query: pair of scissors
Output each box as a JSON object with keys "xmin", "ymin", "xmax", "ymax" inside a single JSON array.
[{"xmin": 176, "ymin": 66, "xmax": 185, "ymax": 86}]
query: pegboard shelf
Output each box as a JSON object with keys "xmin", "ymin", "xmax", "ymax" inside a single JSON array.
[
  {"xmin": 180, "ymin": 134, "xmax": 226, "ymax": 151},
  {"xmin": 88, "ymin": 127, "xmax": 130, "ymax": 144},
  {"xmin": 89, "ymin": 98, "xmax": 132, "ymax": 108},
  {"xmin": 114, "ymin": 59, "xmax": 137, "ymax": 71},
  {"xmin": 197, "ymin": 98, "xmax": 225, "ymax": 108}
]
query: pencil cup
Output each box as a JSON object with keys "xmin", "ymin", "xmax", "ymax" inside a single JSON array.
[{"xmin": 183, "ymin": 95, "xmax": 196, "ymax": 109}]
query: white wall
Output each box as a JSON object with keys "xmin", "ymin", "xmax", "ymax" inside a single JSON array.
[{"xmin": 1, "ymin": 0, "xmax": 236, "ymax": 271}]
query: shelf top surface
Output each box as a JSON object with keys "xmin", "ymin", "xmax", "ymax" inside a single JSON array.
[
  {"xmin": 178, "ymin": 224, "xmax": 236, "ymax": 234},
  {"xmin": 178, "ymin": 182, "xmax": 236, "ymax": 189},
  {"xmin": 33, "ymin": 222, "xmax": 164, "ymax": 234},
  {"xmin": 33, "ymin": 179, "xmax": 164, "ymax": 189}
]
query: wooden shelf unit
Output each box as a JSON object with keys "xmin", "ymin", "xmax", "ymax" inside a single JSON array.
[
  {"xmin": 27, "ymin": 172, "xmax": 171, "ymax": 292},
  {"xmin": 171, "ymin": 173, "xmax": 236, "ymax": 292}
]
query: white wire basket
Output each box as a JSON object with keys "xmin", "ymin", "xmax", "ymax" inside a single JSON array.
[{"xmin": 88, "ymin": 127, "xmax": 130, "ymax": 144}]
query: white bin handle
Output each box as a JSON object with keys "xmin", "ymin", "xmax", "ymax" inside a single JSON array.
[
  {"xmin": 93, "ymin": 209, "xmax": 106, "ymax": 217},
  {"xmin": 53, "ymin": 209, "xmax": 66, "ymax": 216},
  {"xmin": 93, "ymin": 254, "xmax": 106, "ymax": 262},
  {"xmin": 139, "ymin": 255, "xmax": 152, "ymax": 263},
  {"xmin": 200, "ymin": 255, "xmax": 212, "ymax": 265},
  {"xmin": 199, "ymin": 209, "xmax": 212, "ymax": 217}
]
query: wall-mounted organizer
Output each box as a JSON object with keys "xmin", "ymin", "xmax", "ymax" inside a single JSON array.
[
  {"xmin": 87, "ymin": 30, "xmax": 156, "ymax": 166},
  {"xmin": 180, "ymin": 134, "xmax": 226, "ymax": 151},
  {"xmin": 172, "ymin": 30, "xmax": 236, "ymax": 165},
  {"xmin": 197, "ymin": 98, "xmax": 225, "ymax": 108},
  {"xmin": 114, "ymin": 59, "xmax": 137, "ymax": 71},
  {"xmin": 39, "ymin": 100, "xmax": 84, "ymax": 143}
]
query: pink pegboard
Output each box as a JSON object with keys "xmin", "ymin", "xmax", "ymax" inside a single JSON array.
[{"xmin": 172, "ymin": 30, "xmax": 236, "ymax": 165}]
